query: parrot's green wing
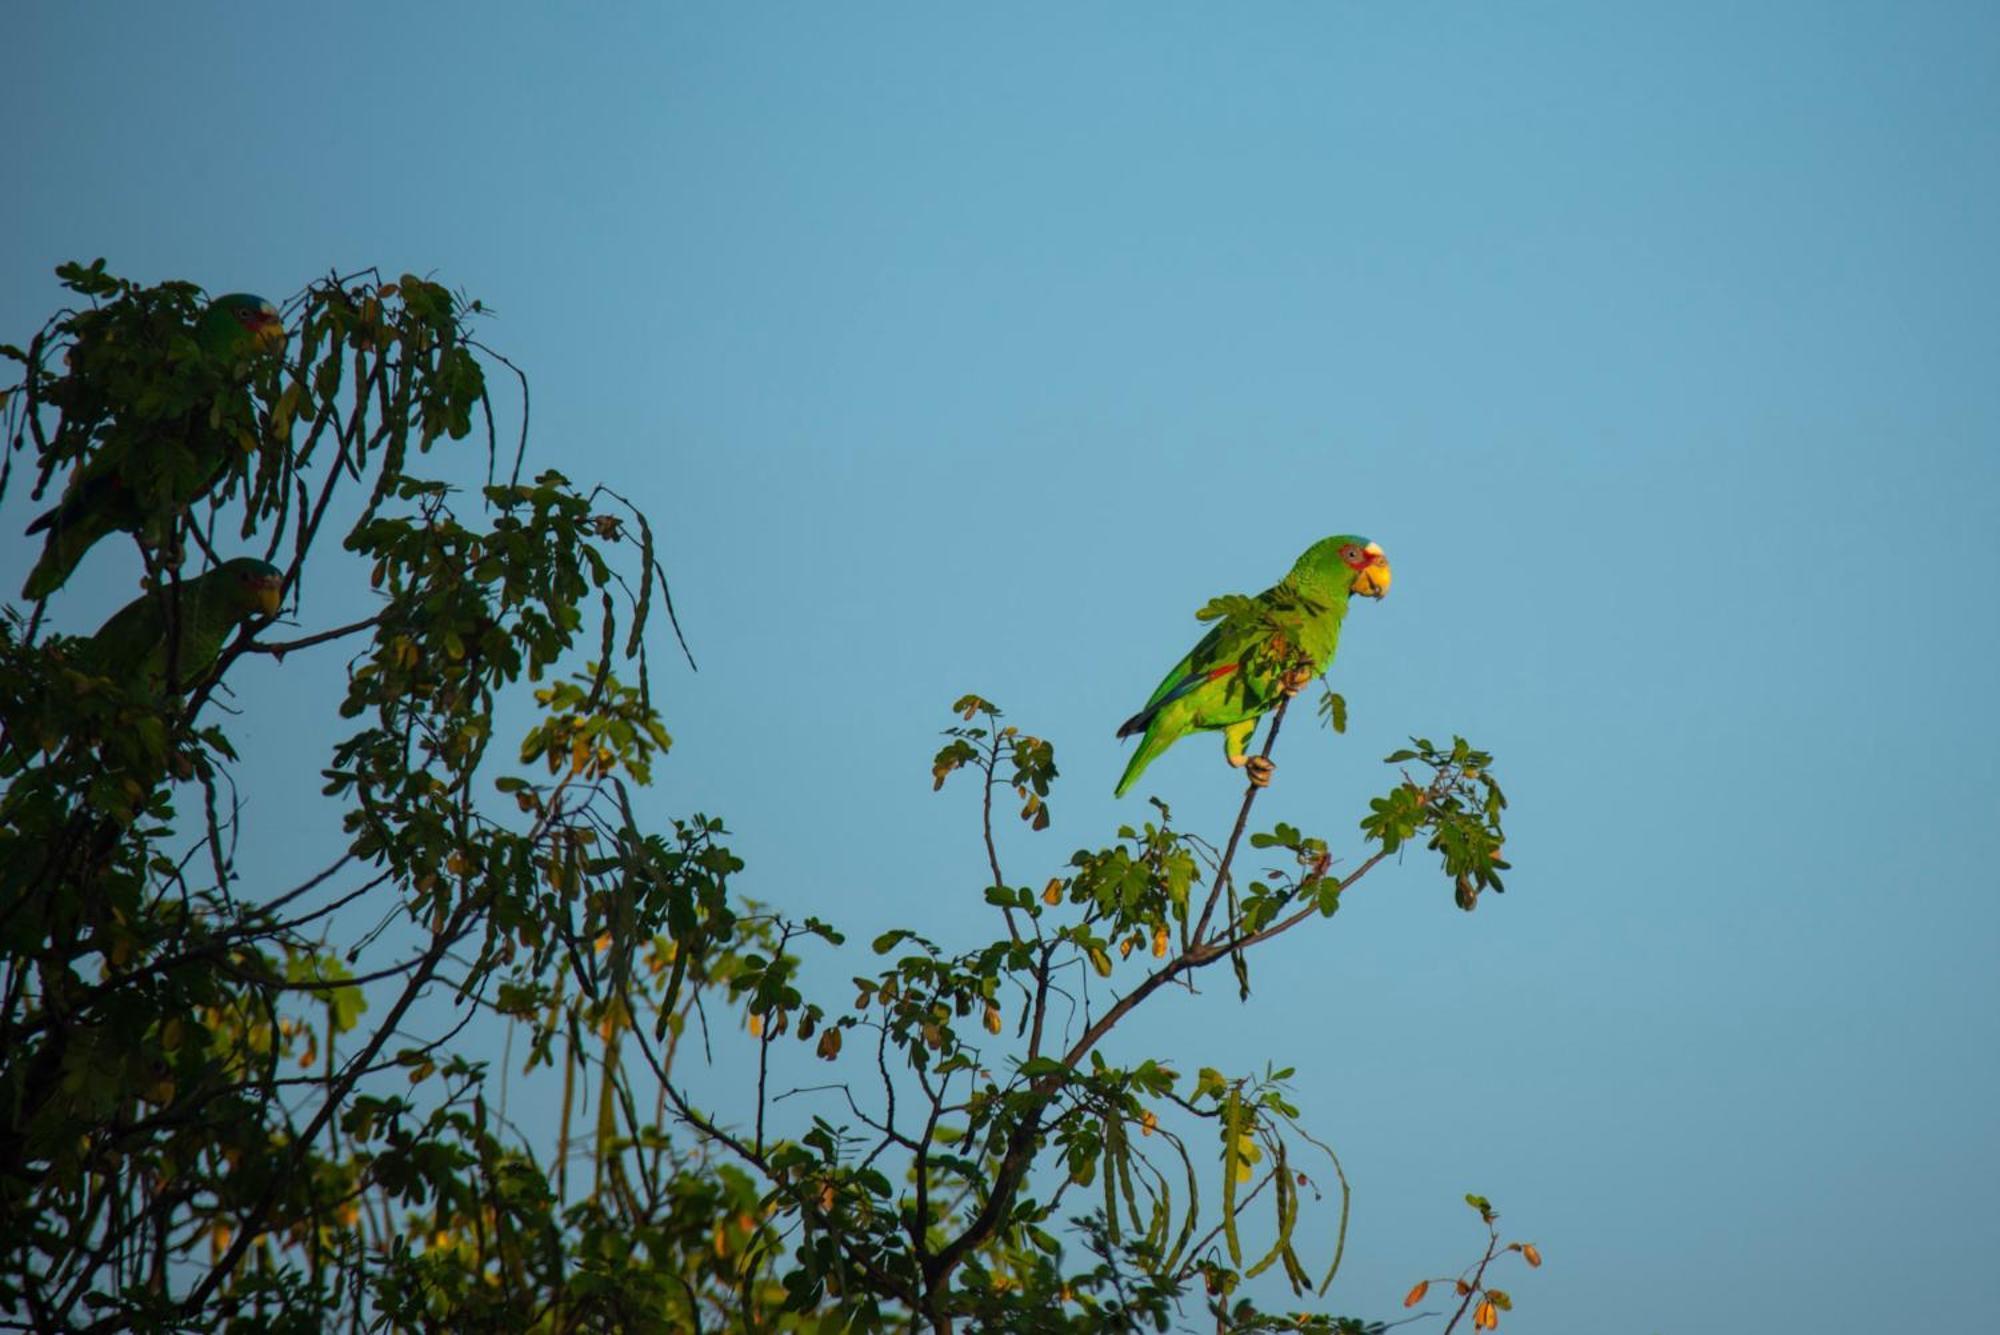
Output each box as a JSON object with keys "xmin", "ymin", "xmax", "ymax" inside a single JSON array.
[
  {"xmin": 1113, "ymin": 607, "xmax": 1282, "ymax": 798},
  {"xmin": 82, "ymin": 558, "xmax": 283, "ymax": 692},
  {"xmin": 20, "ymin": 294, "xmax": 283, "ymax": 601}
]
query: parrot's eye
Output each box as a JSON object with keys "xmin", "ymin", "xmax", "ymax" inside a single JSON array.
[{"xmin": 1341, "ymin": 546, "xmax": 1360, "ymax": 564}]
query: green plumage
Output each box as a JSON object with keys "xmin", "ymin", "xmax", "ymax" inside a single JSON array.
[
  {"xmin": 1113, "ymin": 535, "xmax": 1390, "ymax": 798},
  {"xmin": 21, "ymin": 294, "xmax": 283, "ymax": 601},
  {"xmin": 82, "ymin": 558, "xmax": 283, "ymax": 692}
]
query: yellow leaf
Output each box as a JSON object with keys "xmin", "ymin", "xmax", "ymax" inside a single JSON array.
[
  {"xmin": 1152, "ymin": 926, "xmax": 1170, "ymax": 958},
  {"xmin": 748, "ymin": 1012, "xmax": 764, "ymax": 1038},
  {"xmin": 1043, "ymin": 878, "xmax": 1064, "ymax": 905},
  {"xmin": 1119, "ymin": 936, "xmax": 1136, "ymax": 959},
  {"xmin": 1522, "ymin": 1243, "xmax": 1541, "ymax": 1268},
  {"xmin": 817, "ymin": 1028, "xmax": 842, "ymax": 1060},
  {"xmin": 983, "ymin": 1004, "xmax": 1002, "ymax": 1034},
  {"xmin": 1475, "ymin": 1299, "xmax": 1497, "ymax": 1329},
  {"xmin": 1140, "ymin": 1110, "xmax": 1158, "ymax": 1137},
  {"xmin": 1403, "ymin": 1281, "xmax": 1428, "ymax": 1308}
]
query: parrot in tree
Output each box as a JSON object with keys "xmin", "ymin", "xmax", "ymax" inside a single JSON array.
[
  {"xmin": 81, "ymin": 557, "xmax": 283, "ymax": 693},
  {"xmin": 20, "ymin": 293, "xmax": 284, "ymax": 601},
  {"xmin": 1114, "ymin": 536, "xmax": 1391, "ymax": 797}
]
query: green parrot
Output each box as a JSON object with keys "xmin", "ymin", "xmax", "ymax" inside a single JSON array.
[
  {"xmin": 81, "ymin": 557, "xmax": 283, "ymax": 692},
  {"xmin": 1114, "ymin": 536, "xmax": 1391, "ymax": 797},
  {"xmin": 20, "ymin": 293, "xmax": 284, "ymax": 601}
]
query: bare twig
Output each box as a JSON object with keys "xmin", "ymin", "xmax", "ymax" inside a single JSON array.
[{"xmin": 1191, "ymin": 693, "xmax": 1293, "ymax": 947}]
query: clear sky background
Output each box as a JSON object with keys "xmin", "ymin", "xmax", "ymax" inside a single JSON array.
[{"xmin": 7, "ymin": 4, "xmax": 1999, "ymax": 1331}]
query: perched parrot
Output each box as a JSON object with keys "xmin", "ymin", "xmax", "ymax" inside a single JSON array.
[
  {"xmin": 81, "ymin": 557, "xmax": 283, "ymax": 692},
  {"xmin": 20, "ymin": 293, "xmax": 284, "ymax": 601},
  {"xmin": 1113, "ymin": 536, "xmax": 1391, "ymax": 797}
]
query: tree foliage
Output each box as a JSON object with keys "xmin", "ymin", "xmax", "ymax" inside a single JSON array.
[{"xmin": 0, "ymin": 265, "xmax": 1537, "ymax": 1332}]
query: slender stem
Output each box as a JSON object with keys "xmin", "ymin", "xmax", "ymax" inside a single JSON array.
[
  {"xmin": 1192, "ymin": 693, "xmax": 1293, "ymax": 946},
  {"xmin": 982, "ymin": 737, "xmax": 1022, "ymax": 945},
  {"xmin": 246, "ymin": 614, "xmax": 383, "ymax": 657},
  {"xmin": 1442, "ymin": 1220, "xmax": 1503, "ymax": 1335}
]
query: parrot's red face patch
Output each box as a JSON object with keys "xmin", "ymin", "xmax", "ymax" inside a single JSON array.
[
  {"xmin": 233, "ymin": 304, "xmax": 283, "ymax": 343},
  {"xmin": 1344, "ymin": 541, "xmax": 1391, "ymax": 598}
]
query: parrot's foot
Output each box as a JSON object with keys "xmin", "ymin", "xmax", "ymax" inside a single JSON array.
[
  {"xmin": 1279, "ymin": 666, "xmax": 1315, "ymax": 697},
  {"xmin": 1243, "ymin": 756, "xmax": 1275, "ymax": 788}
]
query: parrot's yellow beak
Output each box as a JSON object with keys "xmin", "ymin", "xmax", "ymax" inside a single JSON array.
[
  {"xmin": 1350, "ymin": 542, "xmax": 1390, "ymax": 599},
  {"xmin": 252, "ymin": 314, "xmax": 286, "ymax": 350},
  {"xmin": 254, "ymin": 580, "xmax": 283, "ymax": 617}
]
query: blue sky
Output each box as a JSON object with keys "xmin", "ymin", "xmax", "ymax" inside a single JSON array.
[{"xmin": 7, "ymin": 4, "xmax": 1999, "ymax": 1330}]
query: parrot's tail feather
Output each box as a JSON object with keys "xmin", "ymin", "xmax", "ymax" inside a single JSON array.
[
  {"xmin": 22, "ymin": 549, "xmax": 69, "ymax": 601},
  {"xmin": 1113, "ymin": 728, "xmax": 1171, "ymax": 798},
  {"xmin": 21, "ymin": 517, "xmax": 98, "ymax": 601}
]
